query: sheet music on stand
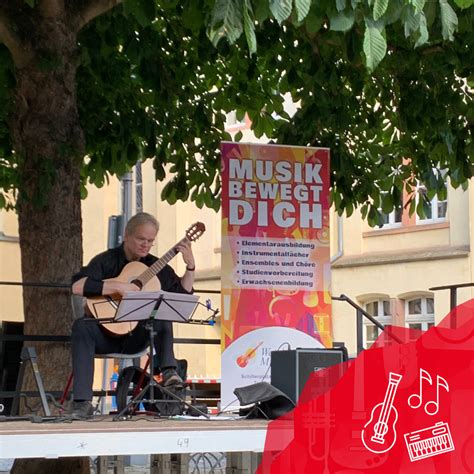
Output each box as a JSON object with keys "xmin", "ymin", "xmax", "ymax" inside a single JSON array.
[
  {"xmin": 110, "ymin": 290, "xmax": 211, "ymax": 421},
  {"xmin": 114, "ymin": 290, "xmax": 199, "ymax": 323}
]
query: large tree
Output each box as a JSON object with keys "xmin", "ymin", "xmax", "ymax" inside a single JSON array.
[
  {"xmin": 0, "ymin": 0, "xmax": 231, "ymax": 411},
  {"xmin": 0, "ymin": 1, "xmax": 234, "ymax": 471},
  {"xmin": 0, "ymin": 0, "xmax": 472, "ymax": 470}
]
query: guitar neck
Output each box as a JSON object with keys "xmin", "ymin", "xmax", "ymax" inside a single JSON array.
[
  {"xmin": 138, "ymin": 237, "xmax": 188, "ymax": 285},
  {"xmin": 380, "ymin": 382, "xmax": 399, "ymax": 419},
  {"xmin": 376, "ymin": 374, "xmax": 402, "ymax": 431}
]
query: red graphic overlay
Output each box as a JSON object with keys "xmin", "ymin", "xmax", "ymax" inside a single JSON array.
[{"xmin": 258, "ymin": 299, "xmax": 474, "ymax": 473}]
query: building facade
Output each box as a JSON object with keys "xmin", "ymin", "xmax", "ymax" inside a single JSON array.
[{"xmin": 330, "ymin": 182, "xmax": 473, "ymax": 355}]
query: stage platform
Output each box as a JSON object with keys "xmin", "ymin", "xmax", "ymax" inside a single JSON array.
[{"xmin": 0, "ymin": 417, "xmax": 272, "ymax": 460}]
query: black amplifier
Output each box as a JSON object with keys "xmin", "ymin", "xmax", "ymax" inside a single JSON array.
[{"xmin": 270, "ymin": 347, "xmax": 346, "ymax": 403}]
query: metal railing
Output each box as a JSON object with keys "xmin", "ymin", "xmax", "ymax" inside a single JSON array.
[
  {"xmin": 0, "ymin": 279, "xmax": 221, "ymax": 339},
  {"xmin": 429, "ymin": 282, "xmax": 474, "ymax": 328},
  {"xmin": 334, "ymin": 282, "xmax": 474, "ymax": 353},
  {"xmin": 2, "ymin": 280, "xmax": 472, "ymax": 389},
  {"xmin": 332, "ymin": 294, "xmax": 403, "ymax": 354},
  {"xmin": 429, "ymin": 282, "xmax": 474, "ymax": 309},
  {"xmin": 0, "ymin": 280, "xmax": 222, "ymax": 294}
]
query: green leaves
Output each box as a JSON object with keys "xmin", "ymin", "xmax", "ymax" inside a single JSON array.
[
  {"xmin": 410, "ymin": 0, "xmax": 427, "ymax": 14},
  {"xmin": 439, "ymin": 0, "xmax": 459, "ymax": 40},
  {"xmin": 415, "ymin": 12, "xmax": 429, "ymax": 47},
  {"xmin": 269, "ymin": 0, "xmax": 293, "ymax": 24},
  {"xmin": 209, "ymin": 0, "xmax": 317, "ymax": 48},
  {"xmin": 208, "ymin": 0, "xmax": 243, "ymax": 46},
  {"xmin": 0, "ymin": 0, "xmax": 472, "ymax": 219},
  {"xmin": 212, "ymin": 0, "xmax": 463, "ymax": 75},
  {"xmin": 305, "ymin": 8, "xmax": 324, "ymax": 33},
  {"xmin": 402, "ymin": 5, "xmax": 430, "ymax": 47},
  {"xmin": 182, "ymin": 0, "xmax": 205, "ymax": 34},
  {"xmin": 294, "ymin": 0, "xmax": 311, "ymax": 22},
  {"xmin": 453, "ymin": 0, "xmax": 474, "ymax": 8},
  {"xmin": 243, "ymin": 0, "xmax": 257, "ymax": 53},
  {"xmin": 373, "ymin": 0, "xmax": 389, "ymax": 20},
  {"xmin": 123, "ymin": 0, "xmax": 156, "ymax": 27},
  {"xmin": 330, "ymin": 10, "xmax": 356, "ymax": 31},
  {"xmin": 363, "ymin": 21, "xmax": 387, "ymax": 72}
]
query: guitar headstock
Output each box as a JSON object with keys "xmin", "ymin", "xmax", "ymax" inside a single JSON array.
[{"xmin": 186, "ymin": 222, "xmax": 206, "ymax": 242}]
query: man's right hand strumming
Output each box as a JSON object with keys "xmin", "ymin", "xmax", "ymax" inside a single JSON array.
[
  {"xmin": 103, "ymin": 281, "xmax": 140, "ymax": 297},
  {"xmin": 72, "ymin": 276, "xmax": 140, "ymax": 297}
]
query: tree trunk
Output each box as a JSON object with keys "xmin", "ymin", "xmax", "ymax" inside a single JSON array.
[{"xmin": 10, "ymin": 14, "xmax": 88, "ymax": 474}]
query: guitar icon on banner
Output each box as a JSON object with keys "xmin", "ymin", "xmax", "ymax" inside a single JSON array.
[
  {"xmin": 236, "ymin": 341, "xmax": 263, "ymax": 368},
  {"xmin": 362, "ymin": 372, "xmax": 403, "ymax": 454}
]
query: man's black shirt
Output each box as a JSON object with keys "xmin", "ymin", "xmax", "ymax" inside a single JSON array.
[{"xmin": 72, "ymin": 244, "xmax": 190, "ymax": 297}]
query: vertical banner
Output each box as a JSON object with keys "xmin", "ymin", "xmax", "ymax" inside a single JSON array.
[{"xmin": 221, "ymin": 142, "xmax": 332, "ymax": 407}]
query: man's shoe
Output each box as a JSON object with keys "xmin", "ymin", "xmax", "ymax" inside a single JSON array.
[
  {"xmin": 70, "ymin": 400, "xmax": 94, "ymax": 420},
  {"xmin": 162, "ymin": 368, "xmax": 184, "ymax": 387}
]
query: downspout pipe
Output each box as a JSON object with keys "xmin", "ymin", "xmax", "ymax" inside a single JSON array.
[{"xmin": 330, "ymin": 214, "xmax": 344, "ymax": 264}]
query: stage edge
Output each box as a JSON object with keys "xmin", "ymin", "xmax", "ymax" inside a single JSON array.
[{"xmin": 0, "ymin": 429, "xmax": 268, "ymax": 459}]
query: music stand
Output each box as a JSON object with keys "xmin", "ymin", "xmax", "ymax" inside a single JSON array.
[{"xmin": 111, "ymin": 291, "xmax": 210, "ymax": 421}]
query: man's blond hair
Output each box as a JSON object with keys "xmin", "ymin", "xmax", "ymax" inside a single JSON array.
[{"xmin": 125, "ymin": 212, "xmax": 159, "ymax": 235}]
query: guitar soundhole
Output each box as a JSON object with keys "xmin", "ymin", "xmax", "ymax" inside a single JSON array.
[
  {"xmin": 374, "ymin": 422, "xmax": 388, "ymax": 436},
  {"xmin": 131, "ymin": 279, "xmax": 143, "ymax": 289}
]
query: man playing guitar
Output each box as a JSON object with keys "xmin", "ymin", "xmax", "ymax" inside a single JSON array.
[{"xmin": 70, "ymin": 212, "xmax": 196, "ymax": 419}]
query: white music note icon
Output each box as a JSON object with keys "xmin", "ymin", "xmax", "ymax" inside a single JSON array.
[
  {"xmin": 408, "ymin": 369, "xmax": 449, "ymax": 416},
  {"xmin": 425, "ymin": 375, "xmax": 449, "ymax": 416},
  {"xmin": 408, "ymin": 369, "xmax": 432, "ymax": 410}
]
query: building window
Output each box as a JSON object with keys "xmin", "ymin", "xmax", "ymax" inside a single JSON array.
[
  {"xmin": 364, "ymin": 299, "xmax": 392, "ymax": 348},
  {"xmin": 416, "ymin": 187, "xmax": 448, "ymax": 222},
  {"xmin": 381, "ymin": 198, "xmax": 403, "ymax": 228},
  {"xmin": 416, "ymin": 171, "xmax": 448, "ymax": 224},
  {"xmin": 405, "ymin": 297, "xmax": 435, "ymax": 333},
  {"xmin": 381, "ymin": 209, "xmax": 403, "ymax": 227},
  {"xmin": 367, "ymin": 170, "xmax": 449, "ymax": 233},
  {"xmin": 375, "ymin": 191, "xmax": 402, "ymax": 229}
]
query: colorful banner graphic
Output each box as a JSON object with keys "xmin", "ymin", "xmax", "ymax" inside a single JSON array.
[
  {"xmin": 221, "ymin": 142, "xmax": 332, "ymax": 407},
  {"xmin": 258, "ymin": 299, "xmax": 474, "ymax": 473}
]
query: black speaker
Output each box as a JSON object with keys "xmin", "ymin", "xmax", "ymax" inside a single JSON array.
[{"xmin": 270, "ymin": 348, "xmax": 346, "ymax": 403}]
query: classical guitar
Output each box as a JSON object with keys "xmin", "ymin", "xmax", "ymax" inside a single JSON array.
[
  {"xmin": 361, "ymin": 372, "xmax": 402, "ymax": 454},
  {"xmin": 87, "ymin": 222, "xmax": 205, "ymax": 336}
]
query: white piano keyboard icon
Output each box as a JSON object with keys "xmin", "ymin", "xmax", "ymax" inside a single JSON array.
[{"xmin": 404, "ymin": 422, "xmax": 455, "ymax": 462}]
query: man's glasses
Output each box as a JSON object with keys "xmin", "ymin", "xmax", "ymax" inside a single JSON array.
[{"xmin": 134, "ymin": 237, "xmax": 155, "ymax": 245}]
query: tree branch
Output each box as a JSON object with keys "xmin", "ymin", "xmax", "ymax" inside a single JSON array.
[
  {"xmin": 74, "ymin": 0, "xmax": 122, "ymax": 32},
  {"xmin": 38, "ymin": 0, "xmax": 65, "ymax": 18},
  {"xmin": 420, "ymin": 45, "xmax": 445, "ymax": 55},
  {"xmin": 0, "ymin": 9, "xmax": 32, "ymax": 68}
]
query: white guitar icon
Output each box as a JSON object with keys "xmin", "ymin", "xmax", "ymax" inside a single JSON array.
[{"xmin": 362, "ymin": 372, "xmax": 402, "ymax": 454}]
